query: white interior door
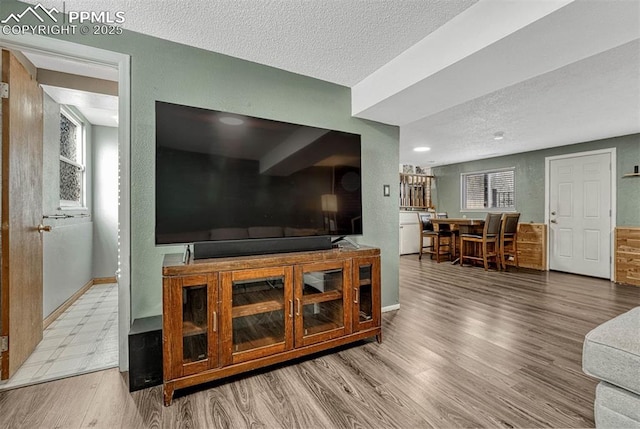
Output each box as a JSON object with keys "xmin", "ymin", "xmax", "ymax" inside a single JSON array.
[{"xmin": 548, "ymin": 152, "xmax": 612, "ymax": 278}]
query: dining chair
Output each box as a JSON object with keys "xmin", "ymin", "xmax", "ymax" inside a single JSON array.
[
  {"xmin": 436, "ymin": 212, "xmax": 458, "ymax": 261},
  {"xmin": 499, "ymin": 212, "xmax": 521, "ymax": 270},
  {"xmin": 460, "ymin": 212, "xmax": 502, "ymax": 270},
  {"xmin": 418, "ymin": 213, "xmax": 434, "ymax": 260},
  {"xmin": 418, "ymin": 213, "xmax": 454, "ymax": 262}
]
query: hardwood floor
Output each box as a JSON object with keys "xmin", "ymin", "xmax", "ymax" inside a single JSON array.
[{"xmin": 1, "ymin": 256, "xmax": 639, "ymax": 428}]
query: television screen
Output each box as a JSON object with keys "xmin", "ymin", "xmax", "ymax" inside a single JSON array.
[{"xmin": 155, "ymin": 101, "xmax": 363, "ymax": 246}]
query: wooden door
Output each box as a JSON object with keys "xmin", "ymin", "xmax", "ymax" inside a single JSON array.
[
  {"xmin": 294, "ymin": 260, "xmax": 351, "ymax": 348},
  {"xmin": 549, "ymin": 151, "xmax": 612, "ymax": 278},
  {"xmin": 352, "ymin": 256, "xmax": 381, "ymax": 333},
  {"xmin": 220, "ymin": 266, "xmax": 294, "ymax": 366},
  {"xmin": 163, "ymin": 274, "xmax": 218, "ymax": 380},
  {"xmin": 1, "ymin": 49, "xmax": 44, "ymax": 379}
]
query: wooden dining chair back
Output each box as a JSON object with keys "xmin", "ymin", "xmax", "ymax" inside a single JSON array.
[
  {"xmin": 460, "ymin": 212, "xmax": 502, "ymax": 270},
  {"xmin": 435, "ymin": 212, "xmax": 451, "ymax": 232},
  {"xmin": 499, "ymin": 212, "xmax": 521, "ymax": 270},
  {"xmin": 418, "ymin": 212, "xmax": 454, "ymax": 262},
  {"xmin": 418, "ymin": 213, "xmax": 434, "ymax": 260}
]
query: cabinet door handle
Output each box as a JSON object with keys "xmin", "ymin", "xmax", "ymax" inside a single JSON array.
[
  {"xmin": 212, "ymin": 311, "xmax": 217, "ymax": 332},
  {"xmin": 354, "ymin": 287, "xmax": 359, "ymax": 304},
  {"xmin": 289, "ymin": 300, "xmax": 293, "ymax": 318},
  {"xmin": 296, "ymin": 298, "xmax": 301, "ymax": 316}
]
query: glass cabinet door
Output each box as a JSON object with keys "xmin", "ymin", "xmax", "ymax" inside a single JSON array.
[
  {"xmin": 221, "ymin": 267, "xmax": 293, "ymax": 365},
  {"xmin": 182, "ymin": 285, "xmax": 208, "ymax": 363},
  {"xmin": 352, "ymin": 257, "xmax": 380, "ymax": 332},
  {"xmin": 295, "ymin": 261, "xmax": 350, "ymax": 347},
  {"xmin": 174, "ymin": 274, "xmax": 218, "ymax": 377},
  {"xmin": 356, "ymin": 265, "xmax": 373, "ymax": 324}
]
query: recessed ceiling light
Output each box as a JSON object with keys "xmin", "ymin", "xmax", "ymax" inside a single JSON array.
[
  {"xmin": 493, "ymin": 131, "xmax": 505, "ymax": 140},
  {"xmin": 413, "ymin": 147, "xmax": 431, "ymax": 152},
  {"xmin": 219, "ymin": 116, "xmax": 244, "ymax": 126}
]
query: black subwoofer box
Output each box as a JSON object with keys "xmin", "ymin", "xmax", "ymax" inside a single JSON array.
[{"xmin": 128, "ymin": 315, "xmax": 163, "ymax": 392}]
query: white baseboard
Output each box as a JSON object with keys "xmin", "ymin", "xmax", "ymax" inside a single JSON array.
[{"xmin": 382, "ymin": 304, "xmax": 400, "ymax": 313}]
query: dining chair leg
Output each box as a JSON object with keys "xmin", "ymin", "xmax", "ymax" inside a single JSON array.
[
  {"xmin": 454, "ymin": 234, "xmax": 458, "ymax": 259},
  {"xmin": 460, "ymin": 239, "xmax": 465, "ymax": 267},
  {"xmin": 501, "ymin": 242, "xmax": 507, "ymax": 270},
  {"xmin": 433, "ymin": 237, "xmax": 439, "ymax": 262},
  {"xmin": 482, "ymin": 241, "xmax": 488, "ymax": 271},
  {"xmin": 450, "ymin": 235, "xmax": 456, "ymax": 261}
]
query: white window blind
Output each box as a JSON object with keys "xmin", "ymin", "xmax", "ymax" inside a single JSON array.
[{"xmin": 462, "ymin": 168, "xmax": 515, "ymax": 210}]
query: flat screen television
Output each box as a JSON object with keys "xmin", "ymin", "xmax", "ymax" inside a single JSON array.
[{"xmin": 155, "ymin": 101, "xmax": 363, "ymax": 258}]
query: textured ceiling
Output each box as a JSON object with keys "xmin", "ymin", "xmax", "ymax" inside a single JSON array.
[
  {"xmin": 34, "ymin": 0, "xmax": 478, "ymax": 86},
  {"xmin": 20, "ymin": 0, "xmax": 640, "ymax": 166},
  {"xmin": 400, "ymin": 40, "xmax": 640, "ymax": 166}
]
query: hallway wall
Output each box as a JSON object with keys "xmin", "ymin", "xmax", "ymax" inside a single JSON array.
[
  {"xmin": 42, "ymin": 93, "xmax": 94, "ymax": 318},
  {"xmin": 92, "ymin": 126, "xmax": 118, "ymax": 279}
]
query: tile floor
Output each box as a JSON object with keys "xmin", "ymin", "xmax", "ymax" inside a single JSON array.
[{"xmin": 0, "ymin": 283, "xmax": 118, "ymax": 391}]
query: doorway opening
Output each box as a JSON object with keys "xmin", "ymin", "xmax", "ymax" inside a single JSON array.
[{"xmin": 0, "ymin": 36, "xmax": 131, "ymax": 388}]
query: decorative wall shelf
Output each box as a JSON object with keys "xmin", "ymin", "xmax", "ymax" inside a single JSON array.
[{"xmin": 622, "ymin": 173, "xmax": 640, "ymax": 177}]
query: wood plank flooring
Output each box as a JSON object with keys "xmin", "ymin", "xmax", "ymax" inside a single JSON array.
[{"xmin": 1, "ymin": 256, "xmax": 639, "ymax": 428}]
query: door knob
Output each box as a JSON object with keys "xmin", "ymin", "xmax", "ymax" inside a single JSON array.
[
  {"xmin": 550, "ymin": 219, "xmax": 557, "ymax": 224},
  {"xmin": 551, "ymin": 211, "xmax": 556, "ymax": 215},
  {"xmin": 37, "ymin": 224, "xmax": 52, "ymax": 233}
]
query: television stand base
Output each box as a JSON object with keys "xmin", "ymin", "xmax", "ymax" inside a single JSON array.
[{"xmin": 332, "ymin": 236, "xmax": 360, "ymax": 249}]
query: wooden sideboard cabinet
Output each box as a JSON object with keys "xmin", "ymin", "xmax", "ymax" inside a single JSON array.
[
  {"xmin": 162, "ymin": 246, "xmax": 381, "ymax": 405},
  {"xmin": 615, "ymin": 227, "xmax": 640, "ymax": 286},
  {"xmin": 515, "ymin": 223, "xmax": 547, "ymax": 271}
]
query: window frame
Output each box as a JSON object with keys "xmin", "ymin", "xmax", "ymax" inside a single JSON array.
[
  {"xmin": 460, "ymin": 167, "xmax": 516, "ymax": 212},
  {"xmin": 59, "ymin": 105, "xmax": 87, "ymax": 209}
]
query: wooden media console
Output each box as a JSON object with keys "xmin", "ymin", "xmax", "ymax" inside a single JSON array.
[{"xmin": 161, "ymin": 246, "xmax": 381, "ymax": 405}]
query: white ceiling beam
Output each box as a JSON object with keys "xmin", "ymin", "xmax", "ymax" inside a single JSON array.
[{"xmin": 352, "ymin": 0, "xmax": 640, "ymax": 126}]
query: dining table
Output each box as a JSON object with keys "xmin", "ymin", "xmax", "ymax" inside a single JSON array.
[{"xmin": 430, "ymin": 217, "xmax": 485, "ymax": 264}]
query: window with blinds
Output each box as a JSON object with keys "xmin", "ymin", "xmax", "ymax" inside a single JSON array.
[{"xmin": 461, "ymin": 168, "xmax": 515, "ymax": 210}]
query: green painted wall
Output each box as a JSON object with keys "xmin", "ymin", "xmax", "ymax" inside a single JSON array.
[
  {"xmin": 433, "ymin": 134, "xmax": 640, "ymax": 226},
  {"xmin": 2, "ymin": 1, "xmax": 400, "ymax": 318}
]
